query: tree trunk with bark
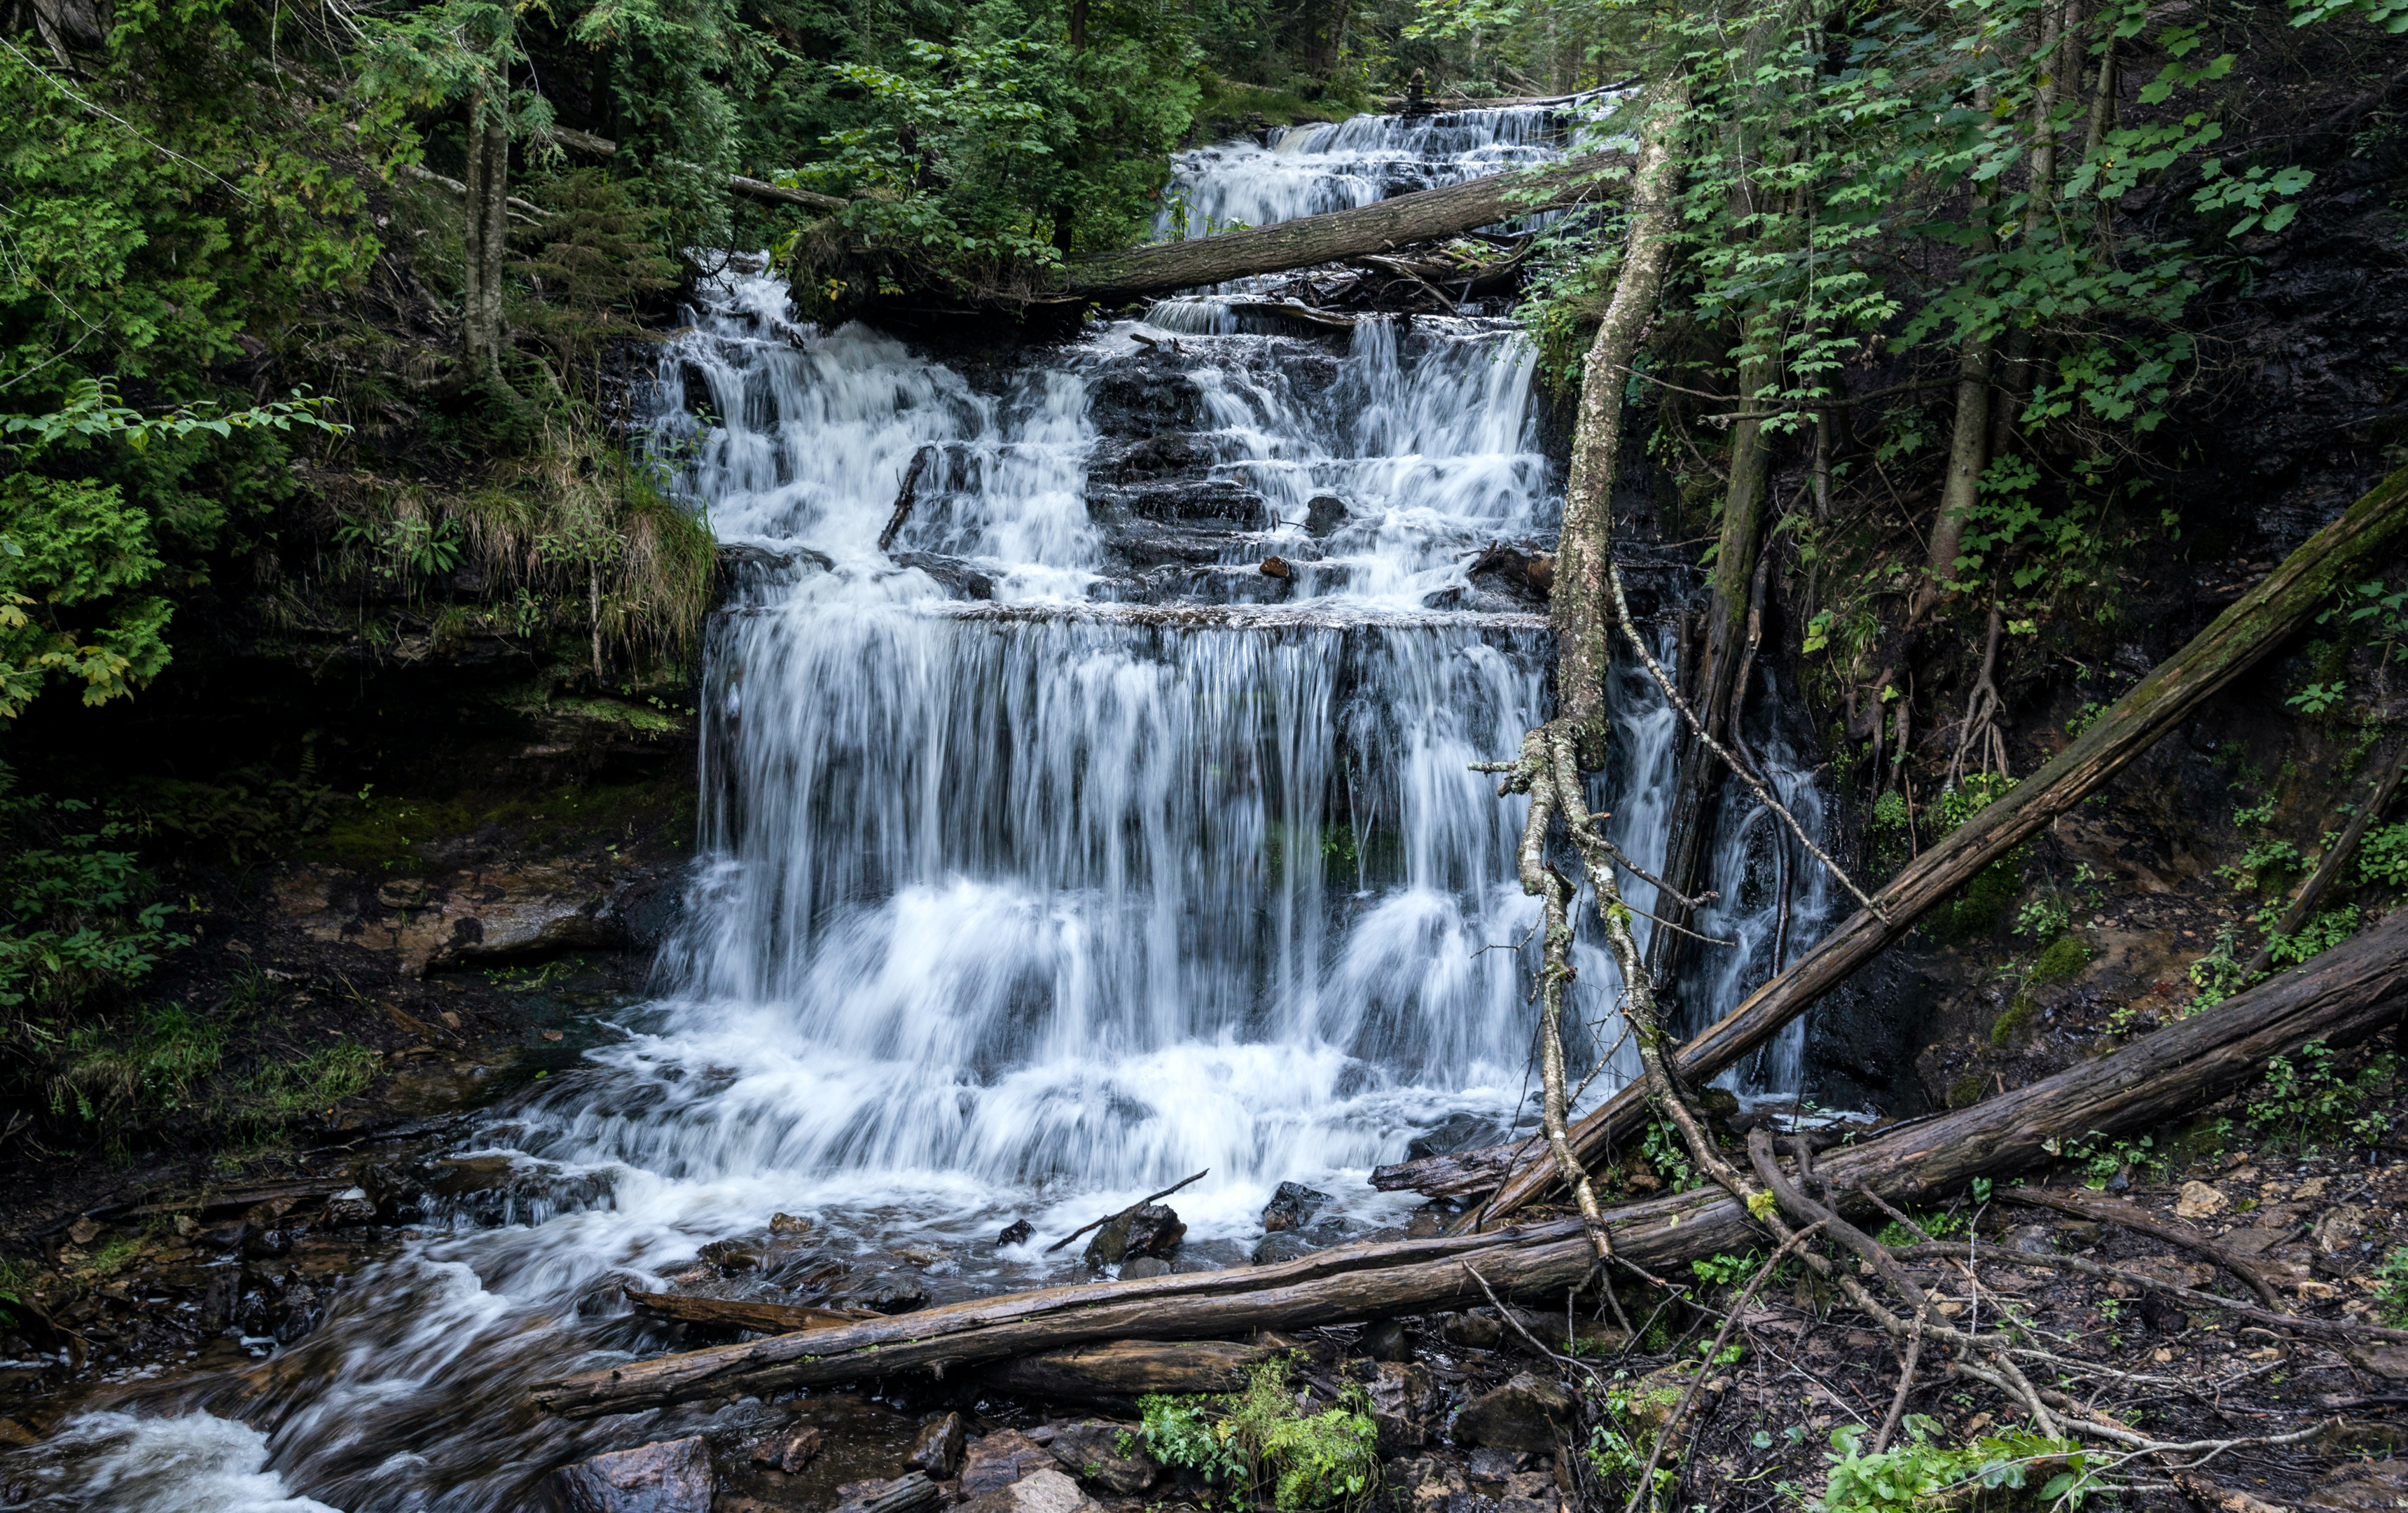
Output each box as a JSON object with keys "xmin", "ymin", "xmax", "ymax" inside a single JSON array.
[
  {"xmin": 461, "ymin": 86, "xmax": 510, "ymax": 378},
  {"xmin": 1062, "ymin": 155, "xmax": 1626, "ymax": 300},
  {"xmin": 530, "ymin": 906, "xmax": 2408, "ymax": 1418},
  {"xmin": 1552, "ymin": 89, "xmax": 1687, "ymax": 773},
  {"xmin": 1451, "ymin": 463, "xmax": 2408, "ymax": 1220}
]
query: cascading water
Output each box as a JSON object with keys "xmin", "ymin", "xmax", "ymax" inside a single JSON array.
[{"xmin": 10, "ymin": 104, "xmax": 1832, "ymax": 1513}]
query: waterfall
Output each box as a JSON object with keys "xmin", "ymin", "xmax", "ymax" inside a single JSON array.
[{"xmin": 20, "ymin": 103, "xmax": 1834, "ymax": 1513}]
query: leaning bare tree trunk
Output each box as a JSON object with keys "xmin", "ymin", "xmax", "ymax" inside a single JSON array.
[
  {"xmin": 1460, "ymin": 463, "xmax": 2408, "ymax": 1221},
  {"xmin": 530, "ymin": 903, "xmax": 2408, "ymax": 1418},
  {"xmin": 1553, "ymin": 86, "xmax": 1687, "ymax": 773}
]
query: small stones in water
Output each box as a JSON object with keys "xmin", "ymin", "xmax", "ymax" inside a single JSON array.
[
  {"xmin": 1081, "ymin": 1203, "xmax": 1185, "ymax": 1271},
  {"xmin": 997, "ymin": 1219, "xmax": 1035, "ymax": 1248},
  {"xmin": 550, "ymin": 1435, "xmax": 715, "ymax": 1513},
  {"xmin": 908, "ymin": 1411, "xmax": 968, "ymax": 1478},
  {"xmin": 769, "ymin": 1212, "xmax": 814, "ymax": 1236},
  {"xmin": 1261, "ymin": 1181, "xmax": 1332, "ymax": 1234},
  {"xmin": 752, "ymin": 1423, "xmax": 824, "ymax": 1474}
]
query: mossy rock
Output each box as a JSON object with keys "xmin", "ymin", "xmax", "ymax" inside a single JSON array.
[
  {"xmin": 2028, "ymin": 933, "xmax": 2092, "ymax": 984},
  {"xmin": 1946, "ymin": 1074, "xmax": 1988, "ymax": 1110},
  {"xmin": 1988, "ymin": 993, "xmax": 2039, "ymax": 1049},
  {"xmin": 1930, "ymin": 855, "xmax": 2023, "ymax": 945}
]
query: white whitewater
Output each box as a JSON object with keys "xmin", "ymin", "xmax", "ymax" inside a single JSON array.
[{"xmin": 16, "ymin": 104, "xmax": 1829, "ymax": 1512}]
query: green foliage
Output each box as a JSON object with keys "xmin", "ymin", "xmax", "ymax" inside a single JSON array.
[
  {"xmin": 1690, "ymin": 1250, "xmax": 1759, "ymax": 1286},
  {"xmin": 1639, "ymin": 1117, "xmax": 1699, "ymax": 1192},
  {"xmin": 1819, "ymin": 1418, "xmax": 2097, "ymax": 1512},
  {"xmin": 2044, "ymin": 1129, "xmax": 2166, "ymax": 1189},
  {"xmin": 2012, "ymin": 897, "xmax": 2070, "ymax": 945},
  {"xmin": 2260, "ymin": 904, "xmax": 2359, "ymax": 967},
  {"xmin": 2373, "ymin": 1247, "xmax": 2408, "ymax": 1327},
  {"xmin": 0, "ymin": 768, "xmax": 184, "ymax": 1018},
  {"xmin": 1988, "ymin": 993, "xmax": 2037, "ymax": 1048},
  {"xmin": 2217, "ymin": 838, "xmax": 2306, "ymax": 894},
  {"xmin": 2187, "ymin": 923, "xmax": 2257, "ymax": 1009},
  {"xmin": 2362, "ymin": 820, "xmax": 2408, "ymax": 889},
  {"xmin": 2247, "ymin": 1040, "xmax": 2395, "ymax": 1153},
  {"xmin": 230, "ymin": 1041, "xmax": 384, "ymax": 1136},
  {"xmin": 1137, "ymin": 1356, "xmax": 1379, "ymax": 1513}
]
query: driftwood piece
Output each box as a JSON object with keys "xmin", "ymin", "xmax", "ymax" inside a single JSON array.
[
  {"xmin": 529, "ymin": 908, "xmax": 2408, "ymax": 1418},
  {"xmin": 1469, "ymin": 464, "xmax": 2408, "ymax": 1222},
  {"xmin": 967, "ymin": 1339, "xmax": 1273, "ymax": 1401},
  {"xmin": 878, "ymin": 445, "xmax": 936, "ymax": 553},
  {"xmin": 1063, "ymin": 155, "xmax": 1626, "ymax": 300},
  {"xmin": 1044, "ymin": 1169, "xmax": 1208, "ymax": 1253},
  {"xmin": 836, "ymin": 1472, "xmax": 943, "ymax": 1513},
  {"xmin": 1996, "ymin": 1189, "xmax": 2285, "ymax": 1310},
  {"xmin": 624, "ymin": 1290, "xmax": 880, "ymax": 1334},
  {"xmin": 1368, "ymin": 1139, "xmax": 1539, "ymax": 1196}
]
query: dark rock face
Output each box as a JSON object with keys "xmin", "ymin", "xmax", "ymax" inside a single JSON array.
[
  {"xmin": 1453, "ymin": 1372, "xmax": 1573, "ymax": 1453},
  {"xmin": 1405, "ymin": 1111, "xmax": 1506, "ymax": 1163},
  {"xmin": 891, "ymin": 551, "xmax": 995, "ymax": 600},
  {"xmin": 908, "ymin": 1412, "xmax": 968, "ymax": 1478},
  {"xmin": 1304, "ymin": 495, "xmax": 1348, "ymax": 537},
  {"xmin": 1119, "ymin": 1256, "xmax": 1172, "ymax": 1278},
  {"xmin": 997, "ymin": 1218, "xmax": 1035, "ymax": 1247},
  {"xmin": 1261, "ymin": 1181, "xmax": 1334, "ymax": 1234},
  {"xmin": 1046, "ymin": 1420, "xmax": 1160, "ymax": 1494},
  {"xmin": 1082, "ymin": 1203, "xmax": 1186, "ymax": 1269},
  {"xmin": 550, "ymin": 1435, "xmax": 715, "ymax": 1513},
  {"xmin": 960, "ymin": 1429, "xmax": 1056, "ymax": 1496},
  {"xmin": 697, "ymin": 1238, "xmax": 760, "ymax": 1271},
  {"xmin": 1361, "ymin": 1318, "xmax": 1412, "ymax": 1362},
  {"xmin": 850, "ymin": 1271, "xmax": 930, "ymax": 1313}
]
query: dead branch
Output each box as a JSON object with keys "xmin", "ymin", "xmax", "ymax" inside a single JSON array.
[
  {"xmin": 1998, "ymin": 1187, "xmax": 2285, "ymax": 1311},
  {"xmin": 2244, "ymin": 740, "xmax": 2407, "ymax": 976},
  {"xmin": 1044, "ymin": 1169, "xmax": 1208, "ymax": 1253}
]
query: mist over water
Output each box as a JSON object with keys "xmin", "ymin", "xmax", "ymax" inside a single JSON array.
[{"xmin": 16, "ymin": 104, "xmax": 1831, "ymax": 1513}]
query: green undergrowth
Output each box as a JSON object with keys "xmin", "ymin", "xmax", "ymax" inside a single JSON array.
[
  {"xmin": 44, "ymin": 997, "xmax": 382, "ymax": 1149},
  {"xmin": 1192, "ymin": 74, "xmax": 1356, "ymax": 134},
  {"xmin": 1819, "ymin": 1417, "xmax": 2099, "ymax": 1512},
  {"xmin": 306, "ymin": 778, "xmax": 691, "ymax": 871},
  {"xmin": 1136, "ymin": 1354, "xmax": 1379, "ymax": 1512}
]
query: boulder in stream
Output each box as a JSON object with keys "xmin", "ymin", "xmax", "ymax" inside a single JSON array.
[
  {"xmin": 849, "ymin": 1271, "xmax": 929, "ymax": 1313},
  {"xmin": 550, "ymin": 1435, "xmax": 714, "ymax": 1513},
  {"xmin": 1046, "ymin": 1420, "xmax": 1159, "ymax": 1494},
  {"xmin": 750, "ymin": 1423, "xmax": 823, "ymax": 1474},
  {"xmin": 957, "ymin": 1467, "xmax": 1105, "ymax": 1513},
  {"xmin": 997, "ymin": 1218, "xmax": 1034, "ymax": 1247},
  {"xmin": 1081, "ymin": 1203, "xmax": 1184, "ymax": 1269},
  {"xmin": 1453, "ymin": 1372, "xmax": 1574, "ymax": 1453},
  {"xmin": 1261, "ymin": 1181, "xmax": 1332, "ymax": 1234}
]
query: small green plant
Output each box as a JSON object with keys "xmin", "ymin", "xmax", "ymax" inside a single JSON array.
[
  {"xmin": 2371, "ymin": 1246, "xmax": 2408, "ymax": 1328},
  {"xmin": 48, "ymin": 1002, "xmax": 226, "ymax": 1121},
  {"xmin": 2028, "ymin": 933, "xmax": 2091, "ymax": 983},
  {"xmin": 1639, "ymin": 1118, "xmax": 1699, "ymax": 1192},
  {"xmin": 2012, "ymin": 896, "xmax": 2070, "ymax": 944},
  {"xmin": 2187, "ymin": 923, "xmax": 2257, "ymax": 1009},
  {"xmin": 2261, "ymin": 904, "xmax": 2360, "ymax": 967},
  {"xmin": 2044, "ymin": 1129, "xmax": 2166, "ymax": 1189},
  {"xmin": 0, "ymin": 1256, "xmax": 32, "ymax": 1327},
  {"xmin": 2065, "ymin": 703, "xmax": 2107, "ymax": 740},
  {"xmin": 2218, "ymin": 838, "xmax": 2306, "ymax": 894},
  {"xmin": 2362, "ymin": 820, "xmax": 2408, "ymax": 889},
  {"xmin": 1137, "ymin": 1356, "xmax": 1378, "ymax": 1513},
  {"xmin": 2247, "ymin": 1040, "xmax": 2395, "ymax": 1152},
  {"xmin": 1872, "ymin": 1208, "xmax": 1970, "ymax": 1247},
  {"xmin": 1818, "ymin": 1416, "xmax": 2097, "ymax": 1512},
  {"xmin": 1691, "ymin": 1250, "xmax": 1760, "ymax": 1286},
  {"xmin": 2288, "ymin": 682, "xmax": 2346, "ymax": 715},
  {"xmin": 1586, "ymin": 1369, "xmax": 1685, "ymax": 1507}
]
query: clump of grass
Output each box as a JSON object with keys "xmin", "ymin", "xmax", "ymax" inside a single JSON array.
[
  {"xmin": 230, "ymin": 1042, "xmax": 382, "ymax": 1137},
  {"xmin": 50, "ymin": 1003, "xmax": 226, "ymax": 1124}
]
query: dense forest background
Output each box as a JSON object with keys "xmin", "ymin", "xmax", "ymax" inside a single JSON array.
[{"xmin": 2, "ymin": 0, "xmax": 2406, "ymax": 1215}]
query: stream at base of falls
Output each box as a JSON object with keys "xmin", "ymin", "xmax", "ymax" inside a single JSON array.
[{"xmin": 4, "ymin": 102, "xmax": 1836, "ymax": 1513}]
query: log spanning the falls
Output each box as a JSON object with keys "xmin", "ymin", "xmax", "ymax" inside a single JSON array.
[
  {"xmin": 1060, "ymin": 154, "xmax": 1628, "ymax": 301},
  {"xmin": 1438, "ymin": 463, "xmax": 2408, "ymax": 1224},
  {"xmin": 527, "ymin": 909, "xmax": 2408, "ymax": 1418}
]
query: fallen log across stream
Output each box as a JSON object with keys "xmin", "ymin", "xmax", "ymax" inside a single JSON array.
[
  {"xmin": 1436, "ymin": 462, "xmax": 2408, "ymax": 1223},
  {"xmin": 1059, "ymin": 154, "xmax": 1627, "ymax": 301},
  {"xmin": 529, "ymin": 906, "xmax": 2408, "ymax": 1418}
]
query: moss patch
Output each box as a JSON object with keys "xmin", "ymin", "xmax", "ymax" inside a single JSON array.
[
  {"xmin": 1947, "ymin": 1074, "xmax": 1988, "ymax": 1109},
  {"xmin": 1989, "ymin": 993, "xmax": 2040, "ymax": 1049},
  {"xmin": 2029, "ymin": 932, "xmax": 2093, "ymax": 983},
  {"xmin": 1931, "ymin": 855, "xmax": 2023, "ymax": 944},
  {"xmin": 307, "ymin": 778, "xmax": 693, "ymax": 871}
]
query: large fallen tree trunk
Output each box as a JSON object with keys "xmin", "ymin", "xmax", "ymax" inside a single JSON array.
[
  {"xmin": 1446, "ymin": 463, "xmax": 2408, "ymax": 1223},
  {"xmin": 967, "ymin": 1339, "xmax": 1274, "ymax": 1402},
  {"xmin": 530, "ymin": 907, "xmax": 2408, "ymax": 1418},
  {"xmin": 1061, "ymin": 156, "xmax": 1626, "ymax": 301}
]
